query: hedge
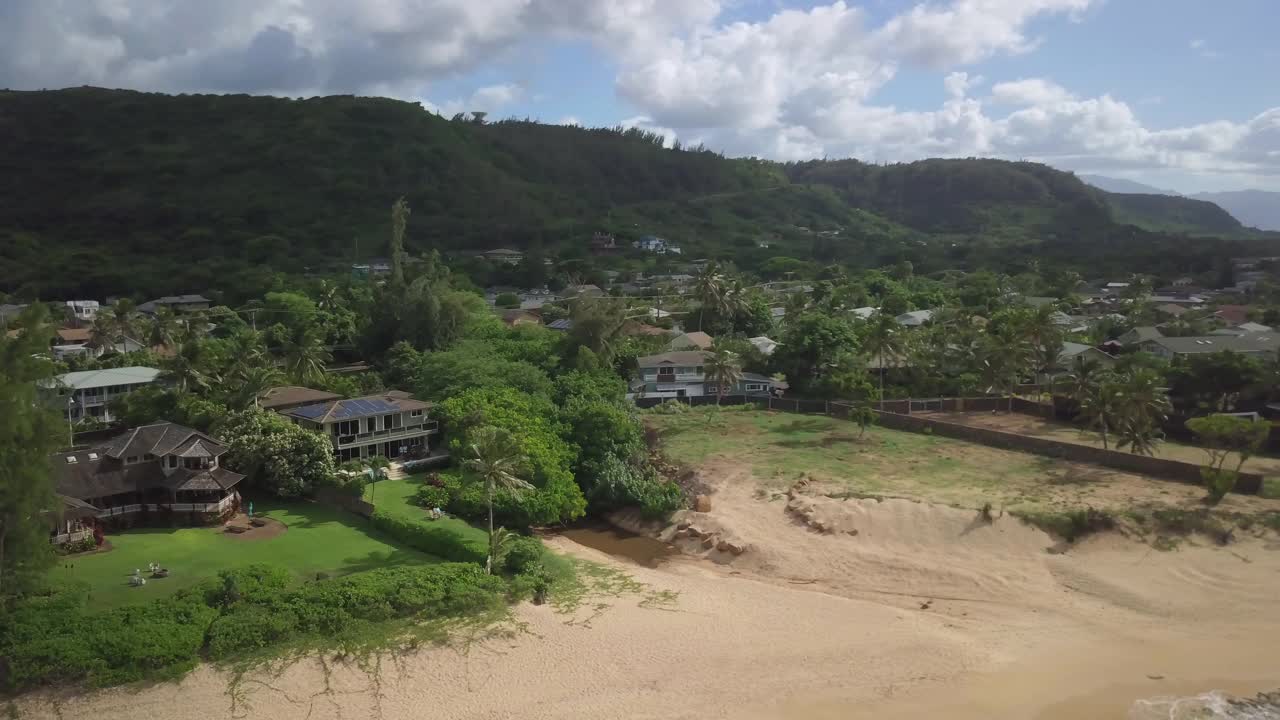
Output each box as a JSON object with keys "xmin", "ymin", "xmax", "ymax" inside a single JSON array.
[
  {"xmin": 369, "ymin": 511, "xmax": 488, "ymax": 565},
  {"xmin": 0, "ymin": 563, "xmax": 506, "ymax": 692}
]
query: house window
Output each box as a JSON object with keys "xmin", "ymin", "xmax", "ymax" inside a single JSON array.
[
  {"xmin": 168, "ymin": 456, "xmax": 177, "ymax": 468},
  {"xmin": 696, "ymin": 366, "xmax": 704, "ymax": 374},
  {"xmin": 410, "ymin": 410, "xmax": 423, "ymax": 418},
  {"xmin": 144, "ymin": 453, "xmax": 155, "ymax": 461},
  {"xmin": 126, "ymin": 456, "xmax": 138, "ymax": 464},
  {"xmin": 746, "ymin": 384, "xmax": 764, "ymax": 392},
  {"xmin": 658, "ymin": 366, "xmax": 675, "ymax": 377}
]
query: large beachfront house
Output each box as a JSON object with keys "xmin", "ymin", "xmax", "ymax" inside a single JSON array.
[
  {"xmin": 41, "ymin": 366, "xmax": 163, "ymax": 422},
  {"xmin": 282, "ymin": 393, "xmax": 440, "ymax": 462},
  {"xmin": 51, "ymin": 422, "xmax": 244, "ymax": 542},
  {"xmin": 632, "ymin": 350, "xmax": 781, "ymax": 399}
]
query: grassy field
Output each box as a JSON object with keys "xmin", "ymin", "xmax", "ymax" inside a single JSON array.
[
  {"xmin": 50, "ymin": 501, "xmax": 441, "ymax": 609},
  {"xmin": 647, "ymin": 408, "xmax": 1280, "ymax": 518}
]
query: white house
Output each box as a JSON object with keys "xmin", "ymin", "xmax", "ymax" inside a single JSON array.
[
  {"xmin": 41, "ymin": 366, "xmax": 163, "ymax": 422},
  {"xmin": 65, "ymin": 300, "xmax": 100, "ymax": 323},
  {"xmin": 748, "ymin": 336, "xmax": 779, "ymax": 356},
  {"xmin": 895, "ymin": 310, "xmax": 935, "ymax": 327},
  {"xmin": 632, "ymin": 351, "xmax": 779, "ymax": 399}
]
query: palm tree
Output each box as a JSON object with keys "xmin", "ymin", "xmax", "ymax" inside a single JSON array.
[
  {"xmin": 226, "ymin": 365, "xmax": 285, "ymax": 409},
  {"xmin": 163, "ymin": 340, "xmax": 212, "ymax": 393},
  {"xmin": 705, "ymin": 346, "xmax": 743, "ymax": 406},
  {"xmin": 693, "ymin": 262, "xmax": 724, "ymax": 331},
  {"xmin": 88, "ymin": 309, "xmax": 120, "ymax": 352},
  {"xmin": 112, "ymin": 299, "xmax": 140, "ymax": 341},
  {"xmin": 462, "ymin": 426, "xmax": 533, "ymax": 574},
  {"xmin": 979, "ymin": 328, "xmax": 1033, "ymax": 413},
  {"xmin": 1112, "ymin": 368, "xmax": 1172, "ymax": 456},
  {"xmin": 1076, "ymin": 370, "xmax": 1119, "ymax": 450},
  {"xmin": 281, "ymin": 326, "xmax": 331, "ymax": 386},
  {"xmin": 147, "ymin": 306, "xmax": 180, "ymax": 350},
  {"xmin": 863, "ymin": 312, "xmax": 902, "ymax": 408}
]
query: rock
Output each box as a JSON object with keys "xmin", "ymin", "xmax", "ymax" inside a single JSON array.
[
  {"xmin": 694, "ymin": 495, "xmax": 712, "ymax": 513},
  {"xmin": 675, "ymin": 528, "xmax": 693, "ymax": 538},
  {"xmin": 845, "ymin": 529, "xmax": 859, "ymax": 537},
  {"xmin": 701, "ymin": 536, "xmax": 716, "ymax": 549},
  {"xmin": 717, "ymin": 540, "xmax": 746, "ymax": 555},
  {"xmin": 676, "ymin": 520, "xmax": 692, "ymax": 531}
]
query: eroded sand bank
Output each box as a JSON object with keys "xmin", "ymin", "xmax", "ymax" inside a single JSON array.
[{"xmin": 16, "ymin": 465, "xmax": 1280, "ymax": 719}]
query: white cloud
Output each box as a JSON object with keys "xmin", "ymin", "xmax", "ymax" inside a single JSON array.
[
  {"xmin": 873, "ymin": 0, "xmax": 1095, "ymax": 67},
  {"xmin": 558, "ymin": 115, "xmax": 582, "ymax": 126},
  {"xmin": 1189, "ymin": 38, "xmax": 1220, "ymax": 59},
  {"xmin": 990, "ymin": 78, "xmax": 1075, "ymax": 105}
]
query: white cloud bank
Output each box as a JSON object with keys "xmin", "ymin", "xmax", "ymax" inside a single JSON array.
[{"xmin": 1, "ymin": 0, "xmax": 1276, "ymax": 186}]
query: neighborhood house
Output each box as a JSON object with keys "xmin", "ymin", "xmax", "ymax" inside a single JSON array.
[
  {"xmin": 51, "ymin": 422, "xmax": 244, "ymax": 543},
  {"xmin": 633, "ymin": 350, "xmax": 780, "ymax": 399},
  {"xmin": 42, "ymin": 366, "xmax": 163, "ymax": 422},
  {"xmin": 282, "ymin": 393, "xmax": 439, "ymax": 462}
]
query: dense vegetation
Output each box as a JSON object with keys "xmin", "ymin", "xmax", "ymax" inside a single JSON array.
[
  {"xmin": 1103, "ymin": 193, "xmax": 1245, "ymax": 235},
  {"xmin": 2, "ymin": 88, "xmax": 1276, "ymax": 300}
]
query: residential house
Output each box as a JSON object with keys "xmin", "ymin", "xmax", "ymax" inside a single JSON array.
[
  {"xmin": 748, "ymin": 336, "xmax": 779, "ymax": 356},
  {"xmin": 351, "ymin": 258, "xmax": 393, "ymax": 277},
  {"xmin": 667, "ymin": 331, "xmax": 714, "ymax": 351},
  {"xmin": 51, "ymin": 422, "xmax": 245, "ymax": 541},
  {"xmin": 138, "ymin": 295, "xmax": 210, "ymax": 314},
  {"xmin": 546, "ymin": 318, "xmax": 574, "ymax": 332},
  {"xmin": 41, "ymin": 366, "xmax": 164, "ymax": 422},
  {"xmin": 1140, "ymin": 335, "xmax": 1280, "ymax": 361},
  {"xmin": 1214, "ymin": 305, "xmax": 1251, "ymax": 326},
  {"xmin": 1149, "ymin": 294, "xmax": 1207, "ymax": 306},
  {"xmin": 589, "ymin": 232, "xmax": 622, "ymax": 256},
  {"xmin": 483, "ymin": 248, "xmax": 524, "ymax": 266},
  {"xmin": 568, "ymin": 284, "xmax": 605, "ymax": 298},
  {"xmin": 1210, "ymin": 322, "xmax": 1274, "ymax": 336},
  {"xmin": 51, "ymin": 329, "xmax": 146, "ymax": 361},
  {"xmin": 633, "ymin": 350, "xmax": 780, "ymax": 398},
  {"xmin": 620, "ymin": 320, "xmax": 670, "ymax": 337},
  {"xmin": 1154, "ymin": 303, "xmax": 1189, "ymax": 319},
  {"xmin": 1172, "ymin": 276, "xmax": 1195, "ymax": 287},
  {"xmin": 258, "ymin": 386, "xmax": 343, "ymax": 413},
  {"xmin": 65, "ymin": 300, "xmax": 100, "ymax": 324},
  {"xmin": 283, "ymin": 394, "xmax": 440, "ymax": 462},
  {"xmin": 499, "ymin": 309, "xmax": 541, "ymax": 327},
  {"xmin": 850, "ymin": 307, "xmax": 878, "ymax": 320},
  {"xmin": 634, "ymin": 235, "xmax": 674, "ymax": 254},
  {"xmin": 1020, "ymin": 296, "xmax": 1059, "ymax": 309},
  {"xmin": 1047, "ymin": 343, "xmax": 1116, "ymax": 378},
  {"xmin": 895, "ymin": 310, "xmax": 934, "ymax": 327},
  {"xmin": 1117, "ymin": 326, "xmax": 1163, "ymax": 346}
]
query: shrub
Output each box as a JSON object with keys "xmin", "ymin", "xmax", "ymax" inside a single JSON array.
[
  {"xmin": 414, "ymin": 483, "xmax": 451, "ymax": 509},
  {"xmin": 370, "ymin": 511, "xmax": 486, "ymax": 564},
  {"xmin": 1201, "ymin": 468, "xmax": 1238, "ymax": 505},
  {"xmin": 504, "ymin": 536, "xmax": 545, "ymax": 574},
  {"xmin": 206, "ymin": 605, "xmax": 299, "ymax": 658}
]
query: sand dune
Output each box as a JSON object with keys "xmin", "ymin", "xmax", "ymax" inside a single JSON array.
[{"xmin": 15, "ymin": 463, "xmax": 1280, "ymax": 719}]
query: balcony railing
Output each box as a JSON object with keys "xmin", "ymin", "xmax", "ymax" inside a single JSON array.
[
  {"xmin": 96, "ymin": 494, "xmax": 237, "ymax": 518},
  {"xmin": 338, "ymin": 421, "xmax": 438, "ymax": 447},
  {"xmin": 50, "ymin": 529, "xmax": 93, "ymax": 545}
]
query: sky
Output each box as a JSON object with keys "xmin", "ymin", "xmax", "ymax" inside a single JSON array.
[{"xmin": 2, "ymin": 0, "xmax": 1277, "ymax": 192}]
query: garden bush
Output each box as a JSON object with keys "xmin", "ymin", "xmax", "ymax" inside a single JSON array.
[
  {"xmin": 414, "ymin": 483, "xmax": 451, "ymax": 510},
  {"xmin": 370, "ymin": 511, "xmax": 487, "ymax": 564},
  {"xmin": 0, "ymin": 564, "xmax": 507, "ymax": 692},
  {"xmin": 503, "ymin": 535, "xmax": 545, "ymax": 574}
]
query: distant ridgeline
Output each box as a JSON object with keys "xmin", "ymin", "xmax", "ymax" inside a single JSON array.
[{"xmin": 1, "ymin": 88, "xmax": 1275, "ymax": 300}]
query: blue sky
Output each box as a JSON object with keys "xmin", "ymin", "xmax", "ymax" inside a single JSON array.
[{"xmin": 2, "ymin": 0, "xmax": 1277, "ymax": 191}]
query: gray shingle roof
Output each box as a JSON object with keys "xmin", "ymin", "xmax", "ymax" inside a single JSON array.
[
  {"xmin": 637, "ymin": 350, "xmax": 710, "ymax": 367},
  {"xmin": 1146, "ymin": 335, "xmax": 1278, "ymax": 355}
]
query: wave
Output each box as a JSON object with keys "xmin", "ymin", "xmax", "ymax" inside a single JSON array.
[{"xmin": 1129, "ymin": 691, "xmax": 1280, "ymax": 719}]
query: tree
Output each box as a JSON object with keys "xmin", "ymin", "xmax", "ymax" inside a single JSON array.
[
  {"xmin": 147, "ymin": 306, "xmax": 180, "ymax": 350},
  {"xmin": 1111, "ymin": 368, "xmax": 1171, "ymax": 456},
  {"xmin": 704, "ymin": 346, "xmax": 744, "ymax": 406},
  {"xmin": 162, "ymin": 340, "xmax": 213, "ymax": 394},
  {"xmin": 281, "ymin": 325, "xmax": 331, "ymax": 386},
  {"xmin": 566, "ymin": 297, "xmax": 627, "ymax": 366},
  {"xmin": 88, "ymin": 308, "xmax": 120, "ymax": 352},
  {"xmin": 1186, "ymin": 415, "xmax": 1270, "ymax": 504},
  {"xmin": 1165, "ymin": 351, "xmax": 1266, "ymax": 413},
  {"xmin": 979, "ymin": 326, "xmax": 1033, "ymax": 413},
  {"xmin": 494, "ymin": 292, "xmax": 520, "ymax": 309},
  {"xmin": 216, "ymin": 410, "xmax": 336, "ymax": 498},
  {"xmin": 862, "ymin": 312, "xmax": 902, "ymax": 408},
  {"xmin": 1075, "ymin": 371, "xmax": 1120, "ymax": 450},
  {"xmin": 693, "ymin": 262, "xmax": 725, "ymax": 331},
  {"xmin": 390, "ymin": 196, "xmax": 410, "ymax": 290},
  {"xmin": 227, "ymin": 365, "xmax": 285, "ymax": 410},
  {"xmin": 462, "ymin": 426, "xmax": 533, "ymax": 574},
  {"xmin": 112, "ymin": 298, "xmax": 141, "ymax": 340},
  {"xmin": 772, "ymin": 312, "xmax": 860, "ymax": 396},
  {"xmin": 0, "ymin": 306, "xmax": 60, "ymax": 598}
]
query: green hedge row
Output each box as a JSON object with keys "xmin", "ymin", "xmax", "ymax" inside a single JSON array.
[
  {"xmin": 369, "ymin": 511, "xmax": 488, "ymax": 565},
  {"xmin": 0, "ymin": 563, "xmax": 505, "ymax": 692}
]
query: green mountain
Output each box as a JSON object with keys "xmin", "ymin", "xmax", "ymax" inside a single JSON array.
[
  {"xmin": 1101, "ymin": 192, "xmax": 1245, "ymax": 236},
  {"xmin": 0, "ymin": 88, "xmax": 1274, "ymax": 299}
]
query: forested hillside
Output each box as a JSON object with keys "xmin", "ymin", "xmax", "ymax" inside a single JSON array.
[
  {"xmin": 0, "ymin": 88, "xmax": 1275, "ymax": 299},
  {"xmin": 1102, "ymin": 192, "xmax": 1244, "ymax": 235}
]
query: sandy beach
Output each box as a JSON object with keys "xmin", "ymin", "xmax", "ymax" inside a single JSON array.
[{"xmin": 15, "ymin": 464, "xmax": 1280, "ymax": 720}]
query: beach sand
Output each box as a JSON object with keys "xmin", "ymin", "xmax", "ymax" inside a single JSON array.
[{"xmin": 16, "ymin": 463, "xmax": 1280, "ymax": 719}]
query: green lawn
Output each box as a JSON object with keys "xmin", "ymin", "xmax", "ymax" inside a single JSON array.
[
  {"xmin": 50, "ymin": 501, "xmax": 439, "ymax": 609},
  {"xmin": 363, "ymin": 477, "xmax": 489, "ymax": 556}
]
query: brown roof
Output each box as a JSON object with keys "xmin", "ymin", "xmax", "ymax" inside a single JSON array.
[
  {"xmin": 500, "ymin": 309, "xmax": 540, "ymax": 326},
  {"xmin": 258, "ymin": 386, "xmax": 343, "ymax": 411},
  {"xmin": 103, "ymin": 422, "xmax": 228, "ymax": 460},
  {"xmin": 621, "ymin": 320, "xmax": 670, "ymax": 337},
  {"xmin": 54, "ymin": 428, "xmax": 244, "ymax": 503},
  {"xmin": 1215, "ymin": 305, "xmax": 1250, "ymax": 325},
  {"xmin": 669, "ymin": 331, "xmax": 714, "ymax": 349},
  {"xmin": 56, "ymin": 327, "xmax": 92, "ymax": 343}
]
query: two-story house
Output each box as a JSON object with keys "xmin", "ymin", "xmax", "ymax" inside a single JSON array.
[
  {"xmin": 632, "ymin": 350, "xmax": 780, "ymax": 399},
  {"xmin": 41, "ymin": 366, "xmax": 163, "ymax": 422},
  {"xmin": 1140, "ymin": 335, "xmax": 1279, "ymax": 361},
  {"xmin": 283, "ymin": 393, "xmax": 439, "ymax": 462},
  {"xmin": 137, "ymin": 294, "xmax": 211, "ymax": 315},
  {"xmin": 52, "ymin": 422, "xmax": 245, "ymax": 540}
]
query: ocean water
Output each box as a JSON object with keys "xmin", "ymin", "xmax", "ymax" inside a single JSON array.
[{"xmin": 1129, "ymin": 691, "xmax": 1280, "ymax": 719}]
